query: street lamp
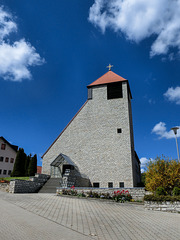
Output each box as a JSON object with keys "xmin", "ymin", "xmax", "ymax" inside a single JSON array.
[{"xmin": 171, "ymin": 127, "xmax": 180, "ymax": 162}]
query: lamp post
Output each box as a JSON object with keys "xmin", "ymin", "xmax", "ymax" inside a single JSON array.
[{"xmin": 171, "ymin": 127, "xmax": 179, "ymax": 162}]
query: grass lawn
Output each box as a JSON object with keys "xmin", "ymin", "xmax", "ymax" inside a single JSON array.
[{"xmin": 0, "ymin": 177, "xmax": 30, "ymax": 181}]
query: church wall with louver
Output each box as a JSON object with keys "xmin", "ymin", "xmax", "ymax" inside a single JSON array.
[{"xmin": 42, "ymin": 70, "xmax": 141, "ymax": 188}]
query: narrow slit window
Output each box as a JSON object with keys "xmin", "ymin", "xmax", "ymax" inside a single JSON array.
[{"xmin": 117, "ymin": 128, "xmax": 122, "ymax": 133}]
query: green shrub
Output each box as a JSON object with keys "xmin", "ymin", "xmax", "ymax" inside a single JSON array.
[
  {"xmin": 144, "ymin": 194, "xmax": 180, "ymax": 202},
  {"xmin": 77, "ymin": 191, "xmax": 86, "ymax": 197},
  {"xmin": 156, "ymin": 186, "xmax": 166, "ymax": 196},
  {"xmin": 172, "ymin": 187, "xmax": 180, "ymax": 196}
]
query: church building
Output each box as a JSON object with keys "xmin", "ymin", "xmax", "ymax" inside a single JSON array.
[{"xmin": 42, "ymin": 68, "xmax": 141, "ymax": 188}]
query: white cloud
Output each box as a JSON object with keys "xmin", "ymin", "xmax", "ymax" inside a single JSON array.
[
  {"xmin": 89, "ymin": 0, "xmax": 180, "ymax": 57},
  {"xmin": 0, "ymin": 6, "xmax": 17, "ymax": 40},
  {"xmin": 0, "ymin": 40, "xmax": 44, "ymax": 81},
  {"xmin": 140, "ymin": 157, "xmax": 153, "ymax": 172},
  {"xmin": 164, "ymin": 87, "xmax": 180, "ymax": 105},
  {"xmin": 0, "ymin": 6, "xmax": 44, "ymax": 82},
  {"xmin": 152, "ymin": 122, "xmax": 180, "ymax": 139},
  {"xmin": 140, "ymin": 157, "xmax": 149, "ymax": 168}
]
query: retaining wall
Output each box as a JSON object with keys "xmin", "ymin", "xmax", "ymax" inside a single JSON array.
[
  {"xmin": 0, "ymin": 183, "xmax": 9, "ymax": 192},
  {"xmin": 144, "ymin": 201, "xmax": 180, "ymax": 213},
  {"xmin": 9, "ymin": 174, "xmax": 50, "ymax": 193}
]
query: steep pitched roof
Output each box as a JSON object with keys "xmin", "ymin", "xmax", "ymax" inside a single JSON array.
[
  {"xmin": 87, "ymin": 70, "xmax": 127, "ymax": 87},
  {"xmin": 0, "ymin": 136, "xmax": 18, "ymax": 152},
  {"xmin": 42, "ymin": 101, "xmax": 88, "ymax": 158}
]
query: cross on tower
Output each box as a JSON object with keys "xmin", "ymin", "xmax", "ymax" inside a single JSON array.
[{"xmin": 107, "ymin": 64, "xmax": 113, "ymax": 71}]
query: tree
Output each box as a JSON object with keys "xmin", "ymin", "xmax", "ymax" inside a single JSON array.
[
  {"xmin": 28, "ymin": 154, "xmax": 37, "ymax": 176},
  {"xmin": 141, "ymin": 172, "xmax": 146, "ymax": 186},
  {"xmin": 25, "ymin": 154, "xmax": 31, "ymax": 176},
  {"xmin": 145, "ymin": 156, "xmax": 180, "ymax": 194},
  {"xmin": 11, "ymin": 148, "xmax": 27, "ymax": 177}
]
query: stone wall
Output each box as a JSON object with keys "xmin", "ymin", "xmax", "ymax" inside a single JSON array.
[
  {"xmin": 43, "ymin": 81, "xmax": 138, "ymax": 188},
  {"xmin": 56, "ymin": 187, "xmax": 145, "ymax": 201},
  {"xmin": 0, "ymin": 182, "xmax": 9, "ymax": 192},
  {"xmin": 9, "ymin": 174, "xmax": 50, "ymax": 193},
  {"xmin": 144, "ymin": 201, "xmax": 180, "ymax": 213}
]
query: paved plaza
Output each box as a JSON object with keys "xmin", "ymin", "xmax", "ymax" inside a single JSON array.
[{"xmin": 0, "ymin": 191, "xmax": 179, "ymax": 240}]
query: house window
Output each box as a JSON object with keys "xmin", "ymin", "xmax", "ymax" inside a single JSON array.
[
  {"xmin": 8, "ymin": 170, "xmax": 11, "ymax": 175},
  {"xmin": 0, "ymin": 169, "xmax": 2, "ymax": 174},
  {"xmin": 0, "ymin": 157, "xmax": 4, "ymax": 162},
  {"xmin": 117, "ymin": 128, "xmax": 122, "ymax": 133},
  {"xmin": 107, "ymin": 82, "xmax": 123, "ymax": 99},
  {"xmin": 10, "ymin": 158, "xmax": 14, "ymax": 163},
  {"xmin": 119, "ymin": 182, "xmax": 124, "ymax": 188},
  {"xmin": 3, "ymin": 170, "xmax": 7, "ymax": 175},
  {"xmin": 108, "ymin": 182, "xmax": 113, "ymax": 188},
  {"xmin": 93, "ymin": 182, "xmax": 100, "ymax": 188},
  {"xmin": 5, "ymin": 157, "xmax": 9, "ymax": 162},
  {"xmin": 1, "ymin": 143, "xmax": 6, "ymax": 150}
]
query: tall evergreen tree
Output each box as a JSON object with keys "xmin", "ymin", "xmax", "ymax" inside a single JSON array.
[
  {"xmin": 11, "ymin": 148, "xmax": 26, "ymax": 177},
  {"xmin": 28, "ymin": 154, "xmax": 37, "ymax": 176},
  {"xmin": 25, "ymin": 154, "xmax": 31, "ymax": 176}
]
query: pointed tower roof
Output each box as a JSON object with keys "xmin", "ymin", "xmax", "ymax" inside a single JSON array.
[{"xmin": 87, "ymin": 70, "xmax": 127, "ymax": 87}]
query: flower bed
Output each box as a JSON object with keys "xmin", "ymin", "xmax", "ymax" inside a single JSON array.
[
  {"xmin": 58, "ymin": 186, "xmax": 132, "ymax": 202},
  {"xmin": 0, "ymin": 179, "xmax": 10, "ymax": 183}
]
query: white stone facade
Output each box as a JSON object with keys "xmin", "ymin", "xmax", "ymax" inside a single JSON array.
[
  {"xmin": 42, "ymin": 77, "xmax": 140, "ymax": 188},
  {"xmin": 0, "ymin": 137, "xmax": 18, "ymax": 177}
]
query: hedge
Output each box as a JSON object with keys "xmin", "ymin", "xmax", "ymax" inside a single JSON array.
[{"xmin": 144, "ymin": 194, "xmax": 180, "ymax": 202}]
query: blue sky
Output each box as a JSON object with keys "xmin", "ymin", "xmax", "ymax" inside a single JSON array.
[{"xmin": 0, "ymin": 0, "xmax": 180, "ymax": 171}]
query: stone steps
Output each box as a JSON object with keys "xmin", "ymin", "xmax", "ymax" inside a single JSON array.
[{"xmin": 38, "ymin": 178, "xmax": 61, "ymax": 193}]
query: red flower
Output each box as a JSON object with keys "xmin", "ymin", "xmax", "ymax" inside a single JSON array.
[{"xmin": 71, "ymin": 185, "xmax": 75, "ymax": 190}]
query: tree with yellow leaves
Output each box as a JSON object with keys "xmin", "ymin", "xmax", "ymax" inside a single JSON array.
[{"xmin": 145, "ymin": 156, "xmax": 180, "ymax": 194}]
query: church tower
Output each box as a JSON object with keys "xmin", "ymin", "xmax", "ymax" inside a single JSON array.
[{"xmin": 42, "ymin": 69, "xmax": 141, "ymax": 188}]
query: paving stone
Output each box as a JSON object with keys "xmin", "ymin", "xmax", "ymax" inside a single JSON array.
[{"xmin": 0, "ymin": 191, "xmax": 180, "ymax": 240}]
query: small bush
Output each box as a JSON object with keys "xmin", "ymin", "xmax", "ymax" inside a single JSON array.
[
  {"xmin": 156, "ymin": 186, "xmax": 166, "ymax": 196},
  {"xmin": 62, "ymin": 189, "xmax": 72, "ymax": 195},
  {"xmin": 172, "ymin": 187, "xmax": 180, "ymax": 196},
  {"xmin": 77, "ymin": 191, "xmax": 86, "ymax": 197},
  {"xmin": 92, "ymin": 192, "xmax": 100, "ymax": 198}
]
